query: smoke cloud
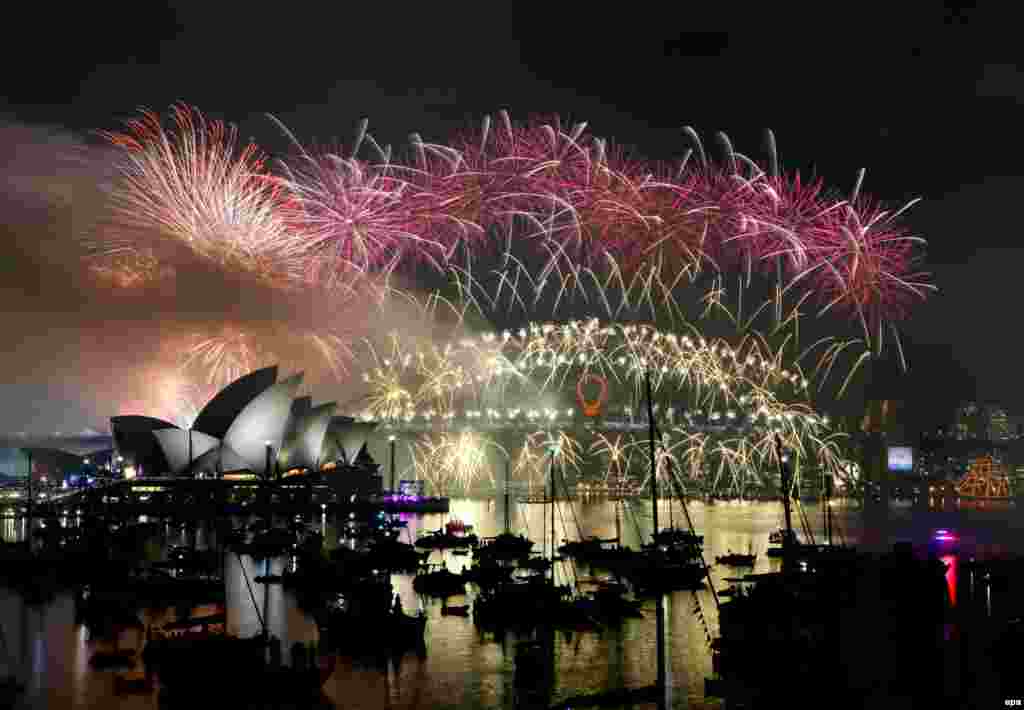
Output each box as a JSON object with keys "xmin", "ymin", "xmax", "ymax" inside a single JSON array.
[{"xmin": 0, "ymin": 120, "xmax": 439, "ymax": 432}]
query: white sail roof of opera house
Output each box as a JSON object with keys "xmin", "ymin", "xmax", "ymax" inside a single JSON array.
[
  {"xmin": 279, "ymin": 400, "xmax": 338, "ymax": 472},
  {"xmin": 321, "ymin": 418, "xmax": 379, "ymax": 466},
  {"xmin": 222, "ymin": 372, "xmax": 304, "ymax": 477},
  {"xmin": 151, "ymin": 428, "xmax": 220, "ymax": 475},
  {"xmin": 188, "ymin": 441, "xmax": 251, "ymax": 476},
  {"xmin": 110, "ymin": 366, "xmax": 375, "ymax": 477},
  {"xmin": 190, "ymin": 365, "xmax": 279, "ymax": 441}
]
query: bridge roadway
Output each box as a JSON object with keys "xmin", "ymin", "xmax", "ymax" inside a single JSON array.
[{"xmin": 377, "ymin": 415, "xmax": 755, "ymax": 435}]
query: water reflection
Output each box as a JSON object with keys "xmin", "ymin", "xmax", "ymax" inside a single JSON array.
[
  {"xmin": 941, "ymin": 554, "xmax": 957, "ymax": 608},
  {"xmin": 4, "ymin": 499, "xmax": 1024, "ymax": 708}
]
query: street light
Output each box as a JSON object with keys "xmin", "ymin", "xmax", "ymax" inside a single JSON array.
[{"xmin": 388, "ymin": 435, "xmax": 397, "ymax": 494}]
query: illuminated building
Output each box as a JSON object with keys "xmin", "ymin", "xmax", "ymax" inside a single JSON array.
[
  {"xmin": 952, "ymin": 402, "xmax": 986, "ymax": 440},
  {"xmin": 0, "ymin": 447, "xmax": 85, "ymax": 483},
  {"xmin": 110, "ymin": 365, "xmax": 376, "ymax": 479},
  {"xmin": 988, "ymin": 407, "xmax": 1013, "ymax": 441},
  {"xmin": 956, "ymin": 455, "xmax": 1012, "ymax": 498}
]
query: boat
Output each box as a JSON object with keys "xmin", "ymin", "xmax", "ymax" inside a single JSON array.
[
  {"xmin": 445, "ymin": 519, "xmax": 469, "ymax": 534},
  {"xmin": 254, "ymin": 574, "xmax": 284, "ymax": 584},
  {"xmin": 324, "ymin": 593, "xmax": 426, "ymax": 657},
  {"xmin": 576, "ymin": 586, "xmax": 644, "ymax": 620},
  {"xmin": 518, "ymin": 555, "xmax": 554, "ymax": 573},
  {"xmin": 476, "ymin": 460, "xmax": 536, "ymax": 566},
  {"xmin": 929, "ymin": 528, "xmax": 960, "ymax": 553},
  {"xmin": 473, "ymin": 574, "xmax": 571, "ymax": 630},
  {"xmin": 366, "ymin": 537, "xmax": 427, "ymax": 572},
  {"xmin": 462, "ymin": 560, "xmax": 515, "ymax": 589},
  {"xmin": 651, "ymin": 527, "xmax": 704, "ymax": 548},
  {"xmin": 149, "ymin": 634, "xmax": 335, "ymax": 700},
  {"xmin": 414, "ymin": 529, "xmax": 479, "ymax": 550},
  {"xmin": 766, "ymin": 528, "xmax": 801, "ymax": 557},
  {"xmin": 412, "ymin": 564, "xmax": 466, "ymax": 598},
  {"xmin": 716, "ymin": 551, "xmax": 757, "ymax": 567},
  {"xmin": 441, "ymin": 603, "xmax": 471, "ymax": 616},
  {"xmin": 623, "ymin": 558, "xmax": 707, "ymax": 594},
  {"xmin": 475, "ymin": 532, "xmax": 534, "ymax": 563},
  {"xmin": 557, "ymin": 537, "xmax": 619, "ymax": 562},
  {"xmin": 146, "ymin": 554, "xmax": 336, "ymax": 699},
  {"xmin": 151, "ymin": 612, "xmax": 226, "ymax": 639}
]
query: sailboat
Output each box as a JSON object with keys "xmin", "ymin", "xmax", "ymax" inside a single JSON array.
[
  {"xmin": 716, "ymin": 543, "xmax": 757, "ymax": 567},
  {"xmin": 144, "ymin": 550, "xmax": 336, "ymax": 700},
  {"xmin": 474, "ymin": 459, "xmax": 534, "ymax": 564},
  {"xmin": 473, "ymin": 455, "xmax": 571, "ymax": 630},
  {"xmin": 609, "ymin": 376, "xmax": 711, "ymax": 595}
]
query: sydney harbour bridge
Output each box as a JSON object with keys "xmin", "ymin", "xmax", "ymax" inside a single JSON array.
[{"xmin": 349, "ymin": 319, "xmax": 846, "ymax": 499}]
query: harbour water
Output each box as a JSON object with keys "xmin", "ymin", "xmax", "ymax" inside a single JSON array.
[{"xmin": 1, "ymin": 497, "xmax": 1018, "ymax": 709}]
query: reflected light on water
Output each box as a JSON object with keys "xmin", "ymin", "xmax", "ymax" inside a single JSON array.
[
  {"xmin": 940, "ymin": 554, "xmax": 957, "ymax": 608},
  {"xmin": 6, "ymin": 499, "xmax": 1024, "ymax": 708}
]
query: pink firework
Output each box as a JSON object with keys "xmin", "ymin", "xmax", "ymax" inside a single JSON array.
[
  {"xmin": 283, "ymin": 157, "xmax": 433, "ymax": 275},
  {"xmin": 801, "ymin": 197, "xmax": 933, "ymax": 342},
  {"xmin": 93, "ymin": 107, "xmax": 933, "ymax": 361}
]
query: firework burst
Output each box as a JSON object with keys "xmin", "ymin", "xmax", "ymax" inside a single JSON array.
[
  {"xmin": 96, "ymin": 104, "xmax": 310, "ymax": 288},
  {"xmin": 87, "ymin": 106, "xmax": 933, "ymax": 435}
]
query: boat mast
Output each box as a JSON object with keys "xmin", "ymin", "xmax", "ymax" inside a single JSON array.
[
  {"xmin": 550, "ymin": 452, "xmax": 556, "ymax": 591},
  {"xmin": 504, "ymin": 457, "xmax": 510, "ymax": 536},
  {"xmin": 236, "ymin": 550, "xmax": 268, "ymax": 638},
  {"xmin": 825, "ymin": 472, "xmax": 833, "ymax": 547},
  {"xmin": 645, "ymin": 369, "xmax": 667, "ymax": 707},
  {"xmin": 614, "ymin": 499, "xmax": 622, "ymax": 547},
  {"xmin": 25, "ymin": 450, "xmax": 33, "ymax": 549},
  {"xmin": 774, "ymin": 433, "xmax": 794, "ymax": 572},
  {"xmin": 646, "ymin": 371, "xmax": 659, "ymax": 543}
]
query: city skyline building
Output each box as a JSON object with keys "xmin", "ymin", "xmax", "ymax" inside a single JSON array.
[{"xmin": 949, "ymin": 401, "xmax": 1019, "ymax": 441}]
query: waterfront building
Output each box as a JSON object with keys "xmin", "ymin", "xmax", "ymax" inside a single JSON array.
[
  {"xmin": 1, "ymin": 366, "xmax": 381, "ymax": 490},
  {"xmin": 111, "ymin": 366, "xmax": 378, "ymax": 481}
]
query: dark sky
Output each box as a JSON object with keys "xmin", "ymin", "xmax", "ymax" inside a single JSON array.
[{"xmin": 1, "ymin": 6, "xmax": 1020, "ymax": 434}]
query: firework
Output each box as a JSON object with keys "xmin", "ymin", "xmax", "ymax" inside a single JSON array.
[
  {"xmin": 351, "ymin": 319, "xmax": 842, "ymax": 496},
  {"xmin": 96, "ymin": 104, "xmax": 310, "ymax": 288},
  {"xmin": 410, "ymin": 429, "xmax": 508, "ymax": 495},
  {"xmin": 89, "ymin": 107, "xmax": 932, "ymax": 438}
]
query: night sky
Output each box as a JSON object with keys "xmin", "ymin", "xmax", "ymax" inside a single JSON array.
[{"xmin": 0, "ymin": 8, "xmax": 1019, "ymax": 435}]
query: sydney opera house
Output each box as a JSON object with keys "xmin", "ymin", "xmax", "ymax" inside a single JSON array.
[
  {"xmin": 111, "ymin": 366, "xmax": 378, "ymax": 479},
  {"xmin": 0, "ymin": 366, "xmax": 379, "ymax": 485}
]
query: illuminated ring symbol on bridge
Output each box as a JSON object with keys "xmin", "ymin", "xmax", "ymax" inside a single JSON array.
[{"xmin": 576, "ymin": 373, "xmax": 608, "ymax": 418}]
